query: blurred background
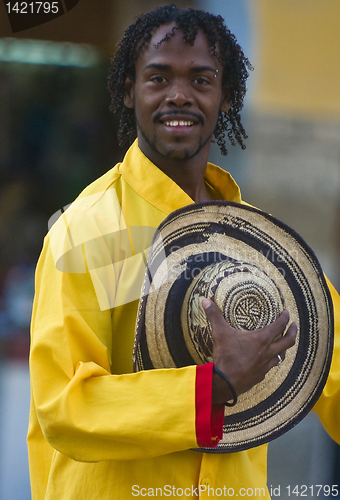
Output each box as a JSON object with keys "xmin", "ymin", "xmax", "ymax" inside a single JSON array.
[{"xmin": 0, "ymin": 0, "xmax": 339, "ymax": 498}]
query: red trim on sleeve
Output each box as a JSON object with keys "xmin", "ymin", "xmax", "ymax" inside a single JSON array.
[{"xmin": 195, "ymin": 363, "xmax": 224, "ymax": 448}]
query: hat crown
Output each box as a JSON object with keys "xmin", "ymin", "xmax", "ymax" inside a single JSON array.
[{"xmin": 182, "ymin": 260, "xmax": 285, "ymax": 363}]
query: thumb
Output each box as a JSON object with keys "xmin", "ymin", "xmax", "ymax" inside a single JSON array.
[{"xmin": 202, "ymin": 298, "xmax": 232, "ymax": 333}]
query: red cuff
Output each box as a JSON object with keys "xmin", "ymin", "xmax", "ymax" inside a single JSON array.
[{"xmin": 195, "ymin": 363, "xmax": 224, "ymax": 448}]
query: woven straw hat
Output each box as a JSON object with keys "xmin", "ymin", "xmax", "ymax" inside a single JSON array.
[{"xmin": 133, "ymin": 201, "xmax": 333, "ymax": 453}]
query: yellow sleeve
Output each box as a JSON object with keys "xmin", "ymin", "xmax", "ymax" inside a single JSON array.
[
  {"xmin": 29, "ymin": 208, "xmax": 198, "ymax": 463},
  {"xmin": 314, "ymin": 277, "xmax": 340, "ymax": 443}
]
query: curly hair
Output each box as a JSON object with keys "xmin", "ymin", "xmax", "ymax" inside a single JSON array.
[{"xmin": 107, "ymin": 4, "xmax": 252, "ymax": 156}]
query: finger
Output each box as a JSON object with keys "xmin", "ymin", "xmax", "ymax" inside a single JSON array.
[
  {"xmin": 278, "ymin": 350, "xmax": 286, "ymax": 362},
  {"xmin": 268, "ymin": 352, "xmax": 285, "ymax": 371},
  {"xmin": 202, "ymin": 298, "xmax": 235, "ymax": 333},
  {"xmin": 269, "ymin": 323, "xmax": 297, "ymax": 371},
  {"xmin": 272, "ymin": 321, "xmax": 297, "ymax": 353},
  {"xmin": 284, "ymin": 321, "xmax": 298, "ymax": 344},
  {"xmin": 262, "ymin": 309, "xmax": 291, "ymax": 342}
]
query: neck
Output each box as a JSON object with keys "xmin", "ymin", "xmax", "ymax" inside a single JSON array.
[
  {"xmin": 139, "ymin": 142, "xmax": 214, "ymax": 203},
  {"xmin": 157, "ymin": 159, "xmax": 213, "ymax": 202}
]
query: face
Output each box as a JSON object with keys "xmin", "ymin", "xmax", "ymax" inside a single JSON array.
[{"xmin": 124, "ymin": 23, "xmax": 230, "ymax": 164}]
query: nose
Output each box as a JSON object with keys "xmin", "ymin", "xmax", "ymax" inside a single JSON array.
[{"xmin": 165, "ymin": 81, "xmax": 193, "ymax": 107}]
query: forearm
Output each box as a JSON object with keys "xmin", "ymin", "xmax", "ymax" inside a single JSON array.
[{"xmin": 32, "ymin": 358, "xmax": 198, "ymax": 461}]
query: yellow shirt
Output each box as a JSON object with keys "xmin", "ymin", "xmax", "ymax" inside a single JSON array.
[{"xmin": 28, "ymin": 140, "xmax": 340, "ymax": 500}]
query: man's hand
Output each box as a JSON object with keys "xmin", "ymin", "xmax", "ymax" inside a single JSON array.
[{"xmin": 201, "ymin": 298, "xmax": 297, "ymax": 405}]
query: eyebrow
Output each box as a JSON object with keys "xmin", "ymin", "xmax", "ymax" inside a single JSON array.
[
  {"xmin": 191, "ymin": 66, "xmax": 218, "ymax": 74},
  {"xmin": 143, "ymin": 63, "xmax": 172, "ymax": 72},
  {"xmin": 143, "ymin": 63, "xmax": 218, "ymax": 74}
]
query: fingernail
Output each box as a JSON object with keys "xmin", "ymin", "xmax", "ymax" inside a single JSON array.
[
  {"xmin": 282, "ymin": 309, "xmax": 289, "ymax": 321},
  {"xmin": 202, "ymin": 298, "xmax": 211, "ymax": 310}
]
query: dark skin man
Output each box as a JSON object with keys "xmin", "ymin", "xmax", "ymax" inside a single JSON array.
[{"xmin": 124, "ymin": 23, "xmax": 297, "ymax": 405}]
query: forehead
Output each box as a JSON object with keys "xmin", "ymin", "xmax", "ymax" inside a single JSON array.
[{"xmin": 136, "ymin": 23, "xmax": 220, "ymax": 72}]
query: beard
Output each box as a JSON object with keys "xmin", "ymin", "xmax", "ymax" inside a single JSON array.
[{"xmin": 136, "ymin": 118, "xmax": 213, "ymax": 162}]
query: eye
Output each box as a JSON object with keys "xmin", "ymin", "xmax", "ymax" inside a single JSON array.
[
  {"xmin": 150, "ymin": 75, "xmax": 167, "ymax": 84},
  {"xmin": 193, "ymin": 76, "xmax": 210, "ymax": 85}
]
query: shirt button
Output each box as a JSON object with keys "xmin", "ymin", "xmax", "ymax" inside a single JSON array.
[{"xmin": 200, "ymin": 477, "xmax": 211, "ymax": 486}]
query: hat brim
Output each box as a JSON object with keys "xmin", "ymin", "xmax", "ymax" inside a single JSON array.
[{"xmin": 133, "ymin": 201, "xmax": 334, "ymax": 453}]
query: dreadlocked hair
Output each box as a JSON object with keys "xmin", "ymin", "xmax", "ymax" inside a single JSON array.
[{"xmin": 107, "ymin": 4, "xmax": 253, "ymax": 155}]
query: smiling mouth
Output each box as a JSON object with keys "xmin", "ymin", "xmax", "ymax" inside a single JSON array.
[{"xmin": 163, "ymin": 120, "xmax": 194, "ymax": 127}]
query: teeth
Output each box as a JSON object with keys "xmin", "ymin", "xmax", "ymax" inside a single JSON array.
[{"xmin": 164, "ymin": 120, "xmax": 194, "ymax": 127}]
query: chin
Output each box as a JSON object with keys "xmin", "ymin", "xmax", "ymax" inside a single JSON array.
[
  {"xmin": 158, "ymin": 141, "xmax": 204, "ymax": 161},
  {"xmin": 139, "ymin": 129, "xmax": 204, "ymax": 162},
  {"xmin": 162, "ymin": 148, "xmax": 194, "ymax": 160}
]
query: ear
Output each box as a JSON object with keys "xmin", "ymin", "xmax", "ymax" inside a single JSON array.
[
  {"xmin": 124, "ymin": 76, "xmax": 135, "ymax": 109},
  {"xmin": 220, "ymin": 88, "xmax": 231, "ymax": 113}
]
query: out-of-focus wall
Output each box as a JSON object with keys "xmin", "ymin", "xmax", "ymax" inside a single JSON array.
[
  {"xmin": 254, "ymin": 0, "xmax": 340, "ymax": 118},
  {"xmin": 246, "ymin": 0, "xmax": 340, "ymax": 289}
]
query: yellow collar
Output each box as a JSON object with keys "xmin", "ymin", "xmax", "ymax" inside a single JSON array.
[{"xmin": 119, "ymin": 140, "xmax": 242, "ymax": 215}]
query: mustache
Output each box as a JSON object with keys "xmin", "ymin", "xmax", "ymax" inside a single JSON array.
[{"xmin": 154, "ymin": 110, "xmax": 204, "ymax": 125}]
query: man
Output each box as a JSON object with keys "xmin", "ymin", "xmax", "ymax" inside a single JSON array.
[{"xmin": 28, "ymin": 5, "xmax": 340, "ymax": 499}]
